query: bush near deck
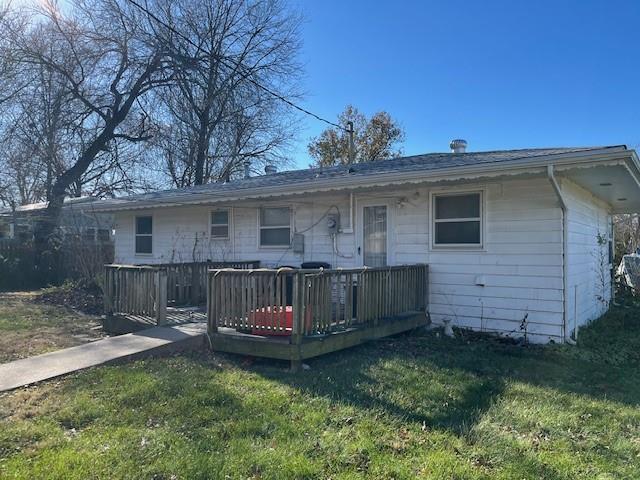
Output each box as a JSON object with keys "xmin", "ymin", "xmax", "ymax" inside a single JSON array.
[{"xmin": 1, "ymin": 306, "xmax": 639, "ymax": 479}]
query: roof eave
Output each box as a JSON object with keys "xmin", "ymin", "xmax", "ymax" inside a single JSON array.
[{"xmin": 89, "ymin": 147, "xmax": 633, "ymax": 212}]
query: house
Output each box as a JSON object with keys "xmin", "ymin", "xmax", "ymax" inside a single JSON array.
[
  {"xmin": 90, "ymin": 142, "xmax": 640, "ymax": 344},
  {"xmin": 0, "ymin": 197, "xmax": 115, "ymax": 243}
]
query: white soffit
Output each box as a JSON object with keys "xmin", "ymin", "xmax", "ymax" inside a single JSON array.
[{"xmin": 559, "ymin": 162, "xmax": 640, "ymax": 213}]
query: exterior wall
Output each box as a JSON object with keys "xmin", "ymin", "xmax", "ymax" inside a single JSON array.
[
  {"xmin": 114, "ymin": 195, "xmax": 357, "ymax": 268},
  {"xmin": 0, "ymin": 208, "xmax": 113, "ymax": 242},
  {"xmin": 113, "ymin": 176, "xmax": 593, "ymax": 343},
  {"xmin": 563, "ymin": 179, "xmax": 612, "ymax": 334},
  {"xmin": 421, "ymin": 179, "xmax": 564, "ymax": 344}
]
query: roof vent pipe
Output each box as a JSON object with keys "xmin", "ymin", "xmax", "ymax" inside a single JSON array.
[
  {"xmin": 450, "ymin": 139, "xmax": 468, "ymax": 153},
  {"xmin": 243, "ymin": 160, "xmax": 251, "ymax": 179},
  {"xmin": 264, "ymin": 164, "xmax": 277, "ymax": 175}
]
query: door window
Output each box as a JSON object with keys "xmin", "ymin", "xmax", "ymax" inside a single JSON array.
[{"xmin": 363, "ymin": 205, "xmax": 387, "ymax": 267}]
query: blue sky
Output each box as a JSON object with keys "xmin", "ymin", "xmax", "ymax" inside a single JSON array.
[{"xmin": 291, "ymin": 0, "xmax": 640, "ymax": 167}]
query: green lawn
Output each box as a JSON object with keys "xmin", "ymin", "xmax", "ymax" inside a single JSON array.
[
  {"xmin": 0, "ymin": 292, "xmax": 105, "ymax": 363},
  {"xmin": 1, "ymin": 306, "xmax": 639, "ymax": 479}
]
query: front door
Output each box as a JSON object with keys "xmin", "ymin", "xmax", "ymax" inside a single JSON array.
[{"xmin": 361, "ymin": 204, "xmax": 388, "ymax": 267}]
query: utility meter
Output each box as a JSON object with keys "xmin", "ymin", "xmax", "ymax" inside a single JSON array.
[{"xmin": 327, "ymin": 213, "xmax": 340, "ymax": 235}]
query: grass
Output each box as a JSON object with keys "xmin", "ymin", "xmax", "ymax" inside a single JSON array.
[
  {"xmin": 1, "ymin": 306, "xmax": 639, "ymax": 479},
  {"xmin": 0, "ymin": 292, "xmax": 106, "ymax": 363}
]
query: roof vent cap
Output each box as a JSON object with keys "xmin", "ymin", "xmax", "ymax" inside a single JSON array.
[
  {"xmin": 450, "ymin": 139, "xmax": 468, "ymax": 153},
  {"xmin": 264, "ymin": 164, "xmax": 277, "ymax": 175}
]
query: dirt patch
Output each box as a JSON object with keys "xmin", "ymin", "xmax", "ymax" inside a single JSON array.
[
  {"xmin": 0, "ymin": 291, "xmax": 108, "ymax": 363},
  {"xmin": 35, "ymin": 280, "xmax": 104, "ymax": 316}
]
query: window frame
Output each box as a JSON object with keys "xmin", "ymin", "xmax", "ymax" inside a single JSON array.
[
  {"xmin": 210, "ymin": 208, "xmax": 231, "ymax": 240},
  {"xmin": 97, "ymin": 228, "xmax": 111, "ymax": 243},
  {"xmin": 134, "ymin": 214, "xmax": 153, "ymax": 256},
  {"xmin": 431, "ymin": 190, "xmax": 484, "ymax": 249},
  {"xmin": 258, "ymin": 206, "xmax": 292, "ymax": 248}
]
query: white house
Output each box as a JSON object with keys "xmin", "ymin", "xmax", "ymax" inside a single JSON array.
[
  {"xmin": 90, "ymin": 143, "xmax": 640, "ymax": 343},
  {"xmin": 0, "ymin": 196, "xmax": 114, "ymax": 242}
]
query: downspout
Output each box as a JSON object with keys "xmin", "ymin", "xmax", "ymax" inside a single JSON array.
[
  {"xmin": 547, "ymin": 165, "xmax": 577, "ymax": 345},
  {"xmin": 340, "ymin": 192, "xmax": 355, "ymax": 234}
]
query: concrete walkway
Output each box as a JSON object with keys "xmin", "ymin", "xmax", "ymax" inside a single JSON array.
[{"xmin": 0, "ymin": 323, "xmax": 207, "ymax": 392}]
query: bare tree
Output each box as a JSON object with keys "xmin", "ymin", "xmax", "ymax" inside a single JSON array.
[
  {"xmin": 152, "ymin": 0, "xmax": 301, "ymax": 187},
  {"xmin": 0, "ymin": 0, "xmax": 304, "ymax": 265},
  {"xmin": 2, "ymin": 0, "xmax": 174, "ymax": 248},
  {"xmin": 0, "ymin": 59, "xmax": 77, "ymax": 207}
]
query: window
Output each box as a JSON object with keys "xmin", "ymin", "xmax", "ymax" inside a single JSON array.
[
  {"xmin": 135, "ymin": 216, "xmax": 153, "ymax": 254},
  {"xmin": 210, "ymin": 209, "xmax": 230, "ymax": 239},
  {"xmin": 259, "ymin": 207, "xmax": 291, "ymax": 247},
  {"xmin": 82, "ymin": 227, "xmax": 96, "ymax": 242},
  {"xmin": 15, "ymin": 225, "xmax": 30, "ymax": 242},
  {"xmin": 97, "ymin": 228, "xmax": 111, "ymax": 242},
  {"xmin": 433, "ymin": 192, "xmax": 482, "ymax": 246}
]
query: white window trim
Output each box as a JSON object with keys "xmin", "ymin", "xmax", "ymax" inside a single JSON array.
[
  {"xmin": 258, "ymin": 206, "xmax": 292, "ymax": 249},
  {"xmin": 134, "ymin": 214, "xmax": 153, "ymax": 256},
  {"xmin": 210, "ymin": 207, "xmax": 231, "ymax": 240},
  {"xmin": 430, "ymin": 190, "xmax": 484, "ymax": 250}
]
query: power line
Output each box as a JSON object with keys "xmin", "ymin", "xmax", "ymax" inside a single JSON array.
[{"xmin": 125, "ymin": 0, "xmax": 348, "ymax": 133}]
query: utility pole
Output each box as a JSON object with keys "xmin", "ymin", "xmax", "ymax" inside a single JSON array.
[{"xmin": 347, "ymin": 121, "xmax": 355, "ymax": 164}]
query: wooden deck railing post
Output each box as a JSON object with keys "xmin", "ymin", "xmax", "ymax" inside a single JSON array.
[
  {"xmin": 290, "ymin": 271, "xmax": 305, "ymax": 372},
  {"xmin": 207, "ymin": 270, "xmax": 219, "ymax": 333},
  {"xmin": 155, "ymin": 268, "xmax": 168, "ymax": 326},
  {"xmin": 424, "ymin": 264, "xmax": 430, "ymax": 323},
  {"xmin": 103, "ymin": 266, "xmax": 113, "ymax": 316}
]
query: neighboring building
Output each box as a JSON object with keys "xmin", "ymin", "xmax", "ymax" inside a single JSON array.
[
  {"xmin": 90, "ymin": 143, "xmax": 640, "ymax": 343},
  {"xmin": 0, "ymin": 197, "xmax": 114, "ymax": 242},
  {"xmin": 616, "ymin": 253, "xmax": 640, "ymax": 292}
]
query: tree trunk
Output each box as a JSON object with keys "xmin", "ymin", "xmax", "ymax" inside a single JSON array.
[
  {"xmin": 32, "ymin": 51, "xmax": 163, "ymax": 280},
  {"xmin": 194, "ymin": 108, "xmax": 210, "ymax": 185}
]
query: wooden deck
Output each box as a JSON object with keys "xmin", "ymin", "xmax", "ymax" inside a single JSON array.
[
  {"xmin": 116, "ymin": 306, "xmax": 207, "ymax": 327},
  {"xmin": 103, "ymin": 305, "xmax": 206, "ymax": 334},
  {"xmin": 208, "ymin": 265, "xmax": 429, "ymax": 369},
  {"xmin": 210, "ymin": 311, "xmax": 427, "ymax": 364},
  {"xmin": 103, "ymin": 262, "xmax": 430, "ymax": 368}
]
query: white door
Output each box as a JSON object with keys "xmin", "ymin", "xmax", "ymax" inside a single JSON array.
[{"xmin": 359, "ymin": 203, "xmax": 389, "ymax": 267}]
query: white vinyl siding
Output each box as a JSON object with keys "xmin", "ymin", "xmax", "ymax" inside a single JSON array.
[
  {"xmin": 563, "ymin": 179, "xmax": 612, "ymax": 331},
  {"xmin": 396, "ymin": 179, "xmax": 565, "ymax": 343},
  {"xmin": 113, "ymin": 176, "xmax": 603, "ymax": 343}
]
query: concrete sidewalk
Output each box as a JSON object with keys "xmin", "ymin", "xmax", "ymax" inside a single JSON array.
[{"xmin": 0, "ymin": 323, "xmax": 207, "ymax": 392}]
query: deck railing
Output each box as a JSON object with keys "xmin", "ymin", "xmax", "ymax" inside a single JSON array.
[
  {"xmin": 207, "ymin": 264, "xmax": 429, "ymax": 340},
  {"xmin": 153, "ymin": 260, "xmax": 261, "ymax": 306},
  {"xmin": 302, "ymin": 265, "xmax": 429, "ymax": 335},
  {"xmin": 103, "ymin": 260, "xmax": 260, "ymax": 325},
  {"xmin": 103, "ymin": 265, "xmax": 168, "ymax": 325}
]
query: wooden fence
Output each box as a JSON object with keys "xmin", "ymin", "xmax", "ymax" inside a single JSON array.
[
  {"xmin": 208, "ymin": 264, "xmax": 429, "ymax": 340},
  {"xmin": 0, "ymin": 238, "xmax": 114, "ymax": 290}
]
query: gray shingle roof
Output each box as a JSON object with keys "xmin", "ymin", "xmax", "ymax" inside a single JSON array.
[
  {"xmin": 90, "ymin": 145, "xmax": 627, "ymax": 210},
  {"xmin": 0, "ymin": 196, "xmax": 101, "ymax": 215}
]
